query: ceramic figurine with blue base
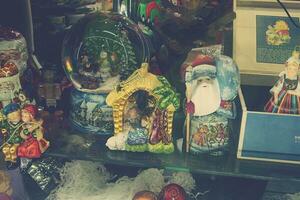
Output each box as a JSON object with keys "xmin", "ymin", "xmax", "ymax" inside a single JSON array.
[
  {"xmin": 69, "ymin": 89, "xmax": 114, "ymax": 135},
  {"xmin": 106, "ymin": 63, "xmax": 180, "ymax": 153},
  {"xmin": 265, "ymin": 51, "xmax": 300, "ymax": 114},
  {"xmin": 62, "ymin": 12, "xmax": 150, "ymax": 135},
  {"xmin": 184, "ymin": 54, "xmax": 239, "ymax": 154}
]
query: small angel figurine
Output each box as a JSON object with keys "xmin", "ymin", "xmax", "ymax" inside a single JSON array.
[
  {"xmin": 265, "ymin": 52, "xmax": 300, "ymax": 114},
  {"xmin": 17, "ymin": 104, "xmax": 49, "ymax": 158}
]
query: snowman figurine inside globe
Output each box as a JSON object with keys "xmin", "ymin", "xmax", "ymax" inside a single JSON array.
[{"xmin": 62, "ymin": 12, "xmax": 150, "ymax": 134}]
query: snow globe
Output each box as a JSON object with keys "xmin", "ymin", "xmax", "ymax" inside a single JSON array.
[{"xmin": 62, "ymin": 12, "xmax": 150, "ymax": 134}]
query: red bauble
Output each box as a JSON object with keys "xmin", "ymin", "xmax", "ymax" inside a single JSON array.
[{"xmin": 158, "ymin": 184, "xmax": 186, "ymax": 200}]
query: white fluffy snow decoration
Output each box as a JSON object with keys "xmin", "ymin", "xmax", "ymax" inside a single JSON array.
[
  {"xmin": 168, "ymin": 172, "xmax": 196, "ymax": 193},
  {"xmin": 287, "ymin": 193, "xmax": 300, "ymax": 200},
  {"xmin": 46, "ymin": 161, "xmax": 111, "ymax": 200},
  {"xmin": 46, "ymin": 161, "xmax": 196, "ymax": 200},
  {"xmin": 131, "ymin": 168, "xmax": 165, "ymax": 194}
]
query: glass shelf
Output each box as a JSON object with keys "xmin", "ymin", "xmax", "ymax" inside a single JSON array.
[{"xmin": 45, "ymin": 122, "xmax": 300, "ymax": 183}]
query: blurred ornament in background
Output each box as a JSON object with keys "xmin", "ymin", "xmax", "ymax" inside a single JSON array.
[{"xmin": 133, "ymin": 190, "xmax": 158, "ymax": 200}]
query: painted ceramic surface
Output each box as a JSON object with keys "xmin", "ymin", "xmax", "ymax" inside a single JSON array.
[
  {"xmin": 0, "ymin": 28, "xmax": 28, "ymax": 106},
  {"xmin": 0, "ymin": 74, "xmax": 22, "ymax": 106},
  {"xmin": 105, "ymin": 63, "xmax": 180, "ymax": 153},
  {"xmin": 0, "ymin": 28, "xmax": 28, "ymax": 75},
  {"xmin": 190, "ymin": 114, "xmax": 228, "ymax": 154},
  {"xmin": 184, "ymin": 53, "xmax": 240, "ymax": 154},
  {"xmin": 62, "ymin": 12, "xmax": 150, "ymax": 93},
  {"xmin": 69, "ymin": 89, "xmax": 114, "ymax": 134},
  {"xmin": 215, "ymin": 55, "xmax": 240, "ymax": 101}
]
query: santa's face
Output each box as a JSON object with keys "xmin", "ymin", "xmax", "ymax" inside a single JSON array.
[
  {"xmin": 191, "ymin": 76, "xmax": 221, "ymax": 116},
  {"xmin": 197, "ymin": 77, "xmax": 214, "ymax": 87}
]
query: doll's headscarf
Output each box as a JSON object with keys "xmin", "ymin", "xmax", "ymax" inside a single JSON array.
[
  {"xmin": 185, "ymin": 55, "xmax": 216, "ymax": 83},
  {"xmin": 22, "ymin": 104, "xmax": 38, "ymax": 119}
]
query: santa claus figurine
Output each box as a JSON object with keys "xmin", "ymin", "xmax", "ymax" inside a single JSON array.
[{"xmin": 184, "ymin": 54, "xmax": 239, "ymax": 154}]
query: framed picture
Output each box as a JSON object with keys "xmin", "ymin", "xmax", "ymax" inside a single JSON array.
[{"xmin": 233, "ymin": 0, "xmax": 300, "ymax": 77}]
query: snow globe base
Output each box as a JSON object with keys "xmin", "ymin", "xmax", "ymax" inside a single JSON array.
[{"xmin": 69, "ymin": 88, "xmax": 114, "ymax": 135}]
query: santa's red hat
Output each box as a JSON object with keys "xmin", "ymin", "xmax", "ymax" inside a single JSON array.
[
  {"xmin": 181, "ymin": 55, "xmax": 215, "ymax": 80},
  {"xmin": 191, "ymin": 54, "xmax": 214, "ymax": 67}
]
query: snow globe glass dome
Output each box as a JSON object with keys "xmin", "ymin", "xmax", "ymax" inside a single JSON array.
[{"xmin": 62, "ymin": 12, "xmax": 150, "ymax": 93}]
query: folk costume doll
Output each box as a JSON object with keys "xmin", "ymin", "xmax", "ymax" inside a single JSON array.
[
  {"xmin": 0, "ymin": 103, "xmax": 23, "ymax": 163},
  {"xmin": 265, "ymin": 54, "xmax": 300, "ymax": 114},
  {"xmin": 184, "ymin": 54, "xmax": 239, "ymax": 154},
  {"xmin": 17, "ymin": 104, "xmax": 49, "ymax": 158}
]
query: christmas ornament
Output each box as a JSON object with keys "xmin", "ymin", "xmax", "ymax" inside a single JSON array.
[
  {"xmin": 23, "ymin": 157, "xmax": 63, "ymax": 193},
  {"xmin": 133, "ymin": 191, "xmax": 158, "ymax": 200},
  {"xmin": 158, "ymin": 183, "xmax": 186, "ymax": 200},
  {"xmin": 17, "ymin": 104, "xmax": 50, "ymax": 159},
  {"xmin": 0, "ymin": 103, "xmax": 50, "ymax": 165},
  {"xmin": 0, "ymin": 27, "xmax": 28, "ymax": 107},
  {"xmin": 106, "ymin": 63, "xmax": 180, "ymax": 153},
  {"xmin": 183, "ymin": 51, "xmax": 240, "ymax": 154}
]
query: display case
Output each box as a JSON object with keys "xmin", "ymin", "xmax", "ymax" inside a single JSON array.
[
  {"xmin": 1, "ymin": 1, "xmax": 300, "ymax": 200},
  {"xmin": 234, "ymin": 0, "xmax": 300, "ymax": 86}
]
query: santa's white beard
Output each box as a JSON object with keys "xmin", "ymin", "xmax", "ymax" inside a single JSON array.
[{"xmin": 191, "ymin": 79, "xmax": 221, "ymax": 116}]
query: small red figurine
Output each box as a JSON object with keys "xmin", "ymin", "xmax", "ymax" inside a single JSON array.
[{"xmin": 17, "ymin": 104, "xmax": 49, "ymax": 158}]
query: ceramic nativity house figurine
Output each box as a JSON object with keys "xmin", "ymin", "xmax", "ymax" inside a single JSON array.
[
  {"xmin": 106, "ymin": 63, "xmax": 180, "ymax": 153},
  {"xmin": 0, "ymin": 103, "xmax": 49, "ymax": 168},
  {"xmin": 184, "ymin": 54, "xmax": 240, "ymax": 154},
  {"xmin": 265, "ymin": 51, "xmax": 300, "ymax": 114}
]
